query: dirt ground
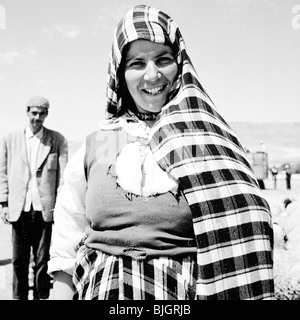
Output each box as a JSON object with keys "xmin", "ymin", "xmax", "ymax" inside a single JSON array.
[{"xmin": 0, "ymin": 173, "xmax": 299, "ymax": 300}]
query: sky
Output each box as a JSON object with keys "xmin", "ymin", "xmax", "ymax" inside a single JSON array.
[{"xmin": 0, "ymin": 0, "xmax": 299, "ymax": 142}]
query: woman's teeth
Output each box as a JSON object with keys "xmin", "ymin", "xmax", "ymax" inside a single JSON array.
[{"xmin": 143, "ymin": 86, "xmax": 164, "ymax": 95}]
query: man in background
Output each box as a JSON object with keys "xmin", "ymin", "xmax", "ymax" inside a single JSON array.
[
  {"xmin": 285, "ymin": 164, "xmax": 292, "ymax": 190},
  {"xmin": 270, "ymin": 166, "xmax": 279, "ymax": 190},
  {"xmin": 0, "ymin": 96, "xmax": 68, "ymax": 300}
]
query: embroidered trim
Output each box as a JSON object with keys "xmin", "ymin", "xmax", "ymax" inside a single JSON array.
[
  {"xmin": 114, "ymin": 176, "xmax": 181, "ymax": 203},
  {"xmin": 135, "ymin": 112, "xmax": 158, "ymax": 121}
]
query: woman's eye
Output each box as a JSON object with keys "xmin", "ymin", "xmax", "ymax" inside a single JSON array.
[
  {"xmin": 127, "ymin": 61, "xmax": 144, "ymax": 68},
  {"xmin": 157, "ymin": 56, "xmax": 175, "ymax": 66}
]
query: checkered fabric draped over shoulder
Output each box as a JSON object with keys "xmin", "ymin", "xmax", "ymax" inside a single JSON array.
[{"xmin": 105, "ymin": 5, "xmax": 274, "ymax": 299}]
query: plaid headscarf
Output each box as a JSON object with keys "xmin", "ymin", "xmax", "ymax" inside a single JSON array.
[{"xmin": 105, "ymin": 5, "xmax": 274, "ymax": 299}]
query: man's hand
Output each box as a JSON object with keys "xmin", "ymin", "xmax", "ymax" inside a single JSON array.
[{"xmin": 0, "ymin": 206, "xmax": 10, "ymax": 224}]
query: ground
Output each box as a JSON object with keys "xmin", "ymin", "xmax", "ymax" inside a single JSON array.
[{"xmin": 0, "ymin": 173, "xmax": 299, "ymax": 300}]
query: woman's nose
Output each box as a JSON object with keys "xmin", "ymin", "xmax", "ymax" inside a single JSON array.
[{"xmin": 144, "ymin": 62, "xmax": 160, "ymax": 81}]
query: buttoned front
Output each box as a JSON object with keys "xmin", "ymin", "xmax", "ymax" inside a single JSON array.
[{"xmin": 24, "ymin": 126, "xmax": 43, "ymax": 212}]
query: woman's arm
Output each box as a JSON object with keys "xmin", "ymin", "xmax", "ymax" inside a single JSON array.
[
  {"xmin": 52, "ymin": 271, "xmax": 74, "ymax": 300},
  {"xmin": 48, "ymin": 143, "xmax": 88, "ymax": 292}
]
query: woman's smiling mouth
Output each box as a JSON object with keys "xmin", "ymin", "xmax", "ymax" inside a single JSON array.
[{"xmin": 142, "ymin": 85, "xmax": 166, "ymax": 96}]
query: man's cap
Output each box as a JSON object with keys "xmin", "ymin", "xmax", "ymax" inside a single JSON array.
[{"xmin": 26, "ymin": 95, "xmax": 50, "ymax": 109}]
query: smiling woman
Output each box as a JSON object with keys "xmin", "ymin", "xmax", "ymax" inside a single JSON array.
[
  {"xmin": 48, "ymin": 4, "xmax": 275, "ymax": 300},
  {"xmin": 123, "ymin": 40, "xmax": 178, "ymax": 117}
]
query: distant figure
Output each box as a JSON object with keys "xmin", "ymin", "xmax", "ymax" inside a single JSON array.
[
  {"xmin": 270, "ymin": 166, "xmax": 279, "ymax": 190},
  {"xmin": 285, "ymin": 164, "xmax": 292, "ymax": 190},
  {"xmin": 0, "ymin": 95, "xmax": 68, "ymax": 300}
]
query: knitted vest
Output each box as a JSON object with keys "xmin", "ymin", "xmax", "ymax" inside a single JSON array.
[{"xmin": 83, "ymin": 130, "xmax": 196, "ymax": 259}]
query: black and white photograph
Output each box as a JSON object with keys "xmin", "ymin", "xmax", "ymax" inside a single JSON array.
[{"xmin": 0, "ymin": 0, "xmax": 300, "ymax": 307}]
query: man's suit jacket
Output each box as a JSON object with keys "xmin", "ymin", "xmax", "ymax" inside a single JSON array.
[{"xmin": 0, "ymin": 126, "xmax": 68, "ymax": 222}]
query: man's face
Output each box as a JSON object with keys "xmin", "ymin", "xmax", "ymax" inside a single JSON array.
[{"xmin": 27, "ymin": 106, "xmax": 48, "ymax": 134}]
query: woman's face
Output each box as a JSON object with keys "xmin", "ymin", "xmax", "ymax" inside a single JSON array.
[{"xmin": 124, "ymin": 39, "xmax": 178, "ymax": 114}]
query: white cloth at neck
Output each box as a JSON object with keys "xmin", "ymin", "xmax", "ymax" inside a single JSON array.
[{"xmin": 101, "ymin": 115, "xmax": 178, "ymax": 197}]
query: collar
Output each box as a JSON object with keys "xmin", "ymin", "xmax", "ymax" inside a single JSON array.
[
  {"xmin": 100, "ymin": 114, "xmax": 150, "ymax": 144},
  {"xmin": 25, "ymin": 126, "xmax": 44, "ymax": 140}
]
